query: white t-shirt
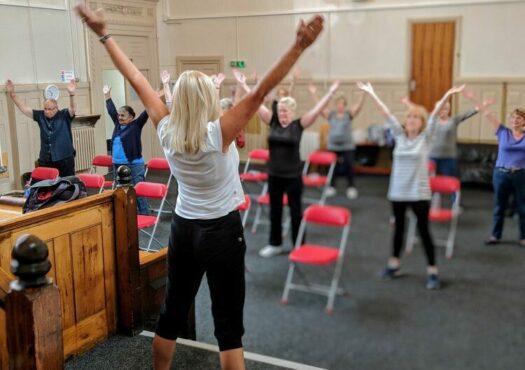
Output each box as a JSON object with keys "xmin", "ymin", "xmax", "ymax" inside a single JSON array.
[{"xmin": 157, "ymin": 116, "xmax": 244, "ymax": 219}]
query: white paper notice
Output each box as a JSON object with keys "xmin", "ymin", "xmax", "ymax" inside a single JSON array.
[{"xmin": 60, "ymin": 70, "xmax": 75, "ymax": 82}]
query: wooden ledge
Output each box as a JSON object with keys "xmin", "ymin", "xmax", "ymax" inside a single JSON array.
[{"xmin": 139, "ymin": 248, "xmax": 168, "ymax": 268}]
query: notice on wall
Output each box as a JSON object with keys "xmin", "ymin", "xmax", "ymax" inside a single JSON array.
[{"xmin": 60, "ymin": 70, "xmax": 75, "ymax": 82}]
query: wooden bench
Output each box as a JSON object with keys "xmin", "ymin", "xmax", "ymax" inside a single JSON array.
[{"xmin": 139, "ymin": 249, "xmax": 168, "ymax": 317}]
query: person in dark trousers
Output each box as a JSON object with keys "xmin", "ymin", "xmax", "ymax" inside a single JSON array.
[
  {"xmin": 77, "ymin": 4, "xmax": 324, "ymax": 369},
  {"xmin": 6, "ymin": 79, "xmax": 77, "ymax": 176},
  {"xmin": 104, "ymin": 85, "xmax": 150, "ymax": 215},
  {"xmin": 235, "ymin": 70, "xmax": 339, "ymax": 258}
]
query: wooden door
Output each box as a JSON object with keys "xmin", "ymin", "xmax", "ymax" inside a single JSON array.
[
  {"xmin": 410, "ymin": 21, "xmax": 456, "ymax": 112},
  {"xmin": 176, "ymin": 57, "xmax": 223, "ymax": 76}
]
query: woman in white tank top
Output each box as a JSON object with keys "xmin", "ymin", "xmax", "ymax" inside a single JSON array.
[{"xmin": 76, "ymin": 5, "xmax": 324, "ymax": 370}]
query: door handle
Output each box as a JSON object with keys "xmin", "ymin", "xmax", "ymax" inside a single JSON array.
[{"xmin": 409, "ymin": 79, "xmax": 417, "ymax": 92}]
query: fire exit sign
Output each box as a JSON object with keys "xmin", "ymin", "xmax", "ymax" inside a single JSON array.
[{"xmin": 230, "ymin": 60, "xmax": 246, "ymax": 68}]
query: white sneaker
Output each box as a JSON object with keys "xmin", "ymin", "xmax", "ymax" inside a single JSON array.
[
  {"xmin": 259, "ymin": 245, "xmax": 285, "ymax": 258},
  {"xmin": 324, "ymin": 186, "xmax": 337, "ymax": 198},
  {"xmin": 346, "ymin": 187, "xmax": 358, "ymax": 199}
]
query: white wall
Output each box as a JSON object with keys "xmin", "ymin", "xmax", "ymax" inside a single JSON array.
[{"xmin": 158, "ymin": 0, "xmax": 525, "ymax": 79}]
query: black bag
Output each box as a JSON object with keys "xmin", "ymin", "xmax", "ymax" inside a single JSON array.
[{"xmin": 22, "ymin": 176, "xmax": 87, "ymax": 214}]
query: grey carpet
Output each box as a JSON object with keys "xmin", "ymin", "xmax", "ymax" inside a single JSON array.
[{"xmin": 71, "ymin": 174, "xmax": 525, "ymax": 370}]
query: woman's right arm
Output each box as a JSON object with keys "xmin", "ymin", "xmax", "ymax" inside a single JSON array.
[{"xmin": 76, "ymin": 5, "xmax": 168, "ymax": 127}]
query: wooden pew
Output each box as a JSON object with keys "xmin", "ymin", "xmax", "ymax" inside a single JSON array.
[{"xmin": 0, "ymin": 188, "xmax": 142, "ymax": 367}]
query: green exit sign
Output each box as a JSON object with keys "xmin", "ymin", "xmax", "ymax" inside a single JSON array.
[{"xmin": 230, "ymin": 60, "xmax": 246, "ymax": 69}]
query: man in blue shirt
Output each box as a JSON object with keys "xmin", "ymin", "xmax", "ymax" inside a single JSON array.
[{"xmin": 6, "ymin": 79, "xmax": 77, "ymax": 176}]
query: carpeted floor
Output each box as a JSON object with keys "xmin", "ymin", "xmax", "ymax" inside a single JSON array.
[{"xmin": 68, "ymin": 174, "xmax": 525, "ymax": 370}]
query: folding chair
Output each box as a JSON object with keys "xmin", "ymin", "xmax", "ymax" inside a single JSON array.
[
  {"xmin": 135, "ymin": 182, "xmax": 168, "ymax": 252},
  {"xmin": 90, "ymin": 155, "xmax": 114, "ymax": 189},
  {"xmin": 144, "ymin": 157, "xmax": 175, "ymax": 214},
  {"xmin": 281, "ymin": 205, "xmax": 351, "ymax": 314},
  {"xmin": 237, "ymin": 195, "xmax": 251, "ymax": 228},
  {"xmin": 78, "ymin": 173, "xmax": 105, "ymax": 194},
  {"xmin": 302, "ymin": 150, "xmax": 337, "ymax": 205},
  {"xmin": 250, "ymin": 193, "xmax": 290, "ymax": 235},
  {"xmin": 240, "ymin": 149, "xmax": 269, "ymax": 195},
  {"xmin": 405, "ymin": 176, "xmax": 461, "ymax": 259},
  {"xmin": 29, "ymin": 166, "xmax": 59, "ymax": 184}
]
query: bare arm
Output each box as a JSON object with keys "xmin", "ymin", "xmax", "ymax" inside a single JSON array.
[
  {"xmin": 301, "ymin": 80, "xmax": 339, "ymax": 128},
  {"xmin": 288, "ymin": 69, "xmax": 300, "ymax": 97},
  {"xmin": 76, "ymin": 5, "xmax": 168, "ymax": 127},
  {"xmin": 308, "ymin": 82, "xmax": 330, "ymax": 119},
  {"xmin": 482, "ymin": 107, "xmax": 501, "ymax": 132},
  {"xmin": 66, "ymin": 79, "xmax": 77, "ymax": 117},
  {"xmin": 430, "ymin": 85, "xmax": 465, "ymax": 119},
  {"xmin": 357, "ymin": 81, "xmax": 391, "ymax": 117},
  {"xmin": 349, "ymin": 91, "xmax": 366, "ymax": 118},
  {"xmin": 5, "ymin": 80, "xmax": 33, "ymax": 119},
  {"xmin": 221, "ymin": 18, "xmax": 324, "ymax": 151},
  {"xmin": 233, "ymin": 68, "xmax": 272, "ymax": 125},
  {"xmin": 160, "ymin": 70, "xmax": 172, "ymax": 104},
  {"xmin": 211, "ymin": 73, "xmax": 225, "ymax": 98}
]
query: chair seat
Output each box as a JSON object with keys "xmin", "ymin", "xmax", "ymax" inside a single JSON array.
[
  {"xmin": 104, "ymin": 180, "xmax": 114, "ymax": 188},
  {"xmin": 137, "ymin": 215, "xmax": 158, "ymax": 229},
  {"xmin": 240, "ymin": 172, "xmax": 268, "ymax": 182},
  {"xmin": 303, "ymin": 175, "xmax": 328, "ymax": 187},
  {"xmin": 289, "ymin": 244, "xmax": 340, "ymax": 266},
  {"xmin": 429, "ymin": 209, "xmax": 454, "ymax": 222},
  {"xmin": 257, "ymin": 194, "xmax": 288, "ymax": 205}
]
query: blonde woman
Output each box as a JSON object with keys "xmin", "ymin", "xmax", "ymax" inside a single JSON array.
[
  {"xmin": 357, "ymin": 82, "xmax": 465, "ymax": 290},
  {"xmin": 76, "ymin": 5, "xmax": 324, "ymax": 370}
]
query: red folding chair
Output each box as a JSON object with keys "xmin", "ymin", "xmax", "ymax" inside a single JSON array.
[
  {"xmin": 237, "ymin": 195, "xmax": 251, "ymax": 228},
  {"xmin": 90, "ymin": 155, "xmax": 114, "ymax": 189},
  {"xmin": 135, "ymin": 182, "xmax": 168, "ymax": 252},
  {"xmin": 78, "ymin": 173, "xmax": 105, "ymax": 194},
  {"xmin": 302, "ymin": 150, "xmax": 337, "ymax": 205},
  {"xmin": 405, "ymin": 176, "xmax": 461, "ymax": 259},
  {"xmin": 144, "ymin": 157, "xmax": 175, "ymax": 214},
  {"xmin": 29, "ymin": 166, "xmax": 59, "ymax": 184},
  {"xmin": 250, "ymin": 193, "xmax": 290, "ymax": 235},
  {"xmin": 240, "ymin": 149, "xmax": 269, "ymax": 195},
  {"xmin": 281, "ymin": 205, "xmax": 351, "ymax": 314}
]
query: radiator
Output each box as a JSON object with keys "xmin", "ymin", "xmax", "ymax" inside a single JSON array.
[
  {"xmin": 72, "ymin": 127, "xmax": 96, "ymax": 172},
  {"xmin": 300, "ymin": 131, "xmax": 320, "ymax": 160}
]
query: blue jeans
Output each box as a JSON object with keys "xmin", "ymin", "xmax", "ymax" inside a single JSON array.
[
  {"xmin": 431, "ymin": 157, "xmax": 458, "ymax": 177},
  {"xmin": 114, "ymin": 163, "xmax": 150, "ymax": 215},
  {"xmin": 491, "ymin": 168, "xmax": 525, "ymax": 240}
]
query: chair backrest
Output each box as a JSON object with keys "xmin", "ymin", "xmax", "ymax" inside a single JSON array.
[
  {"xmin": 31, "ymin": 167, "xmax": 59, "ymax": 181},
  {"xmin": 146, "ymin": 157, "xmax": 170, "ymax": 171},
  {"xmin": 92, "ymin": 155, "xmax": 113, "ymax": 168},
  {"xmin": 303, "ymin": 205, "xmax": 351, "ymax": 227},
  {"xmin": 78, "ymin": 173, "xmax": 105, "ymax": 190},
  {"xmin": 308, "ymin": 151, "xmax": 337, "ymax": 166},
  {"xmin": 430, "ymin": 176, "xmax": 460, "ymax": 194},
  {"xmin": 237, "ymin": 195, "xmax": 251, "ymax": 212},
  {"xmin": 248, "ymin": 149, "xmax": 269, "ymax": 162},
  {"xmin": 135, "ymin": 182, "xmax": 168, "ymax": 199}
]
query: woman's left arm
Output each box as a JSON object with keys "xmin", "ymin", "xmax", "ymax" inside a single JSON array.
[{"xmin": 300, "ymin": 80, "xmax": 339, "ymax": 128}]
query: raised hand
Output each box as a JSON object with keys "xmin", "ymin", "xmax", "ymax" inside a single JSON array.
[
  {"xmin": 211, "ymin": 73, "xmax": 226, "ymax": 89},
  {"xmin": 103, "ymin": 85, "xmax": 111, "ymax": 96},
  {"xmin": 447, "ymin": 84, "xmax": 466, "ymax": 96},
  {"xmin": 294, "ymin": 15, "xmax": 324, "ymax": 51},
  {"xmin": 5, "ymin": 80, "xmax": 15, "ymax": 98},
  {"xmin": 67, "ymin": 79, "xmax": 77, "ymax": 95},
  {"xmin": 232, "ymin": 69, "xmax": 246, "ymax": 85},
  {"xmin": 400, "ymin": 96, "xmax": 410, "ymax": 105},
  {"xmin": 482, "ymin": 98, "xmax": 496, "ymax": 109},
  {"xmin": 308, "ymin": 82, "xmax": 317, "ymax": 95},
  {"xmin": 251, "ymin": 70, "xmax": 258, "ymax": 84},
  {"xmin": 329, "ymin": 80, "xmax": 340, "ymax": 94},
  {"xmin": 356, "ymin": 81, "xmax": 375, "ymax": 95},
  {"xmin": 160, "ymin": 70, "xmax": 171, "ymax": 85},
  {"xmin": 75, "ymin": 4, "xmax": 108, "ymax": 37},
  {"xmin": 461, "ymin": 87, "xmax": 476, "ymax": 100}
]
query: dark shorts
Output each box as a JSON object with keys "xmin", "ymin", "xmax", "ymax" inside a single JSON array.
[{"xmin": 155, "ymin": 210, "xmax": 246, "ymax": 351}]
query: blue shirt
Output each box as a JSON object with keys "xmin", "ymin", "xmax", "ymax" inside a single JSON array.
[
  {"xmin": 32, "ymin": 108, "xmax": 75, "ymax": 162},
  {"xmin": 112, "ymin": 131, "xmax": 144, "ymax": 165},
  {"xmin": 495, "ymin": 124, "xmax": 525, "ymax": 169}
]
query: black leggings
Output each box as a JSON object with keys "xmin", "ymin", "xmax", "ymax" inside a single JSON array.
[
  {"xmin": 155, "ymin": 211, "xmax": 246, "ymax": 351},
  {"xmin": 391, "ymin": 200, "xmax": 436, "ymax": 266},
  {"xmin": 330, "ymin": 150, "xmax": 355, "ymax": 187},
  {"xmin": 38, "ymin": 156, "xmax": 75, "ymax": 177},
  {"xmin": 268, "ymin": 175, "xmax": 303, "ymax": 247}
]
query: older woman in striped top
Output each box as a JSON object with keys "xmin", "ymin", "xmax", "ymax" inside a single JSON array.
[{"xmin": 357, "ymin": 82, "xmax": 465, "ymax": 290}]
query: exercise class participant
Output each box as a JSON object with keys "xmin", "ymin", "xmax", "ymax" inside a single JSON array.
[
  {"xmin": 6, "ymin": 79, "xmax": 77, "ymax": 176},
  {"xmin": 236, "ymin": 70, "xmax": 340, "ymax": 258},
  {"xmin": 76, "ymin": 4, "xmax": 324, "ymax": 369},
  {"xmin": 358, "ymin": 81, "xmax": 465, "ymax": 290}
]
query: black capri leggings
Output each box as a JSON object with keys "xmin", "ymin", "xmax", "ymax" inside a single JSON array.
[
  {"xmin": 391, "ymin": 200, "xmax": 436, "ymax": 266},
  {"xmin": 155, "ymin": 210, "xmax": 246, "ymax": 351}
]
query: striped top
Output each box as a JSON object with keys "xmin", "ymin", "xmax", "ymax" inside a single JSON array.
[{"xmin": 387, "ymin": 114, "xmax": 437, "ymax": 201}]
